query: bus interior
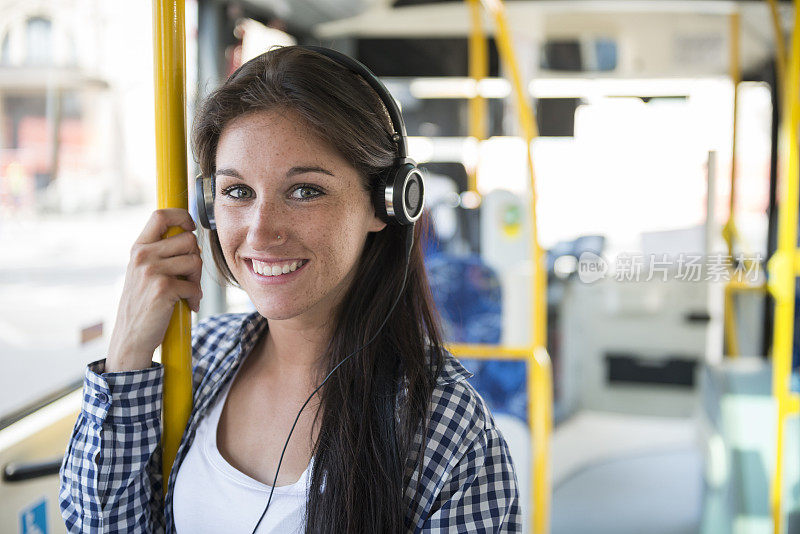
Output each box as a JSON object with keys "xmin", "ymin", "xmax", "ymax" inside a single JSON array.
[{"xmin": 0, "ymin": 1, "xmax": 797, "ymax": 533}]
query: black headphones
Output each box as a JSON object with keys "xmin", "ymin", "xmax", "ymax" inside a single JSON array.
[{"xmin": 194, "ymin": 45, "xmax": 425, "ymax": 231}]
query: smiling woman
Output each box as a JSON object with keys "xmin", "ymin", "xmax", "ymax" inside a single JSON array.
[{"xmin": 58, "ymin": 45, "xmax": 521, "ymax": 534}]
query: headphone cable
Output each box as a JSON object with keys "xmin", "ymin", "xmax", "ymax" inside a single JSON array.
[{"xmin": 250, "ymin": 225, "xmax": 414, "ymax": 533}]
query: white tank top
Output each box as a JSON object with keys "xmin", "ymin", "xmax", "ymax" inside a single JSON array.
[{"xmin": 173, "ymin": 362, "xmax": 314, "ymax": 533}]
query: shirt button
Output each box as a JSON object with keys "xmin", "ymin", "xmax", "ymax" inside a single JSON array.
[{"xmin": 96, "ymin": 392, "xmax": 109, "ymax": 403}]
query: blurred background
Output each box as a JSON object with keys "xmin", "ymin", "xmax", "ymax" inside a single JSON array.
[{"xmin": 0, "ymin": 0, "xmax": 796, "ymax": 533}]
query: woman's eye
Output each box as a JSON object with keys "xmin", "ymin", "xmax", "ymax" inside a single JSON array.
[
  {"xmin": 221, "ymin": 185, "xmax": 254, "ymax": 200},
  {"xmin": 291, "ymin": 185, "xmax": 323, "ymax": 200}
]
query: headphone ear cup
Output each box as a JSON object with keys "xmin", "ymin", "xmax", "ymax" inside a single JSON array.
[
  {"xmin": 401, "ymin": 166, "xmax": 424, "ymax": 224},
  {"xmin": 372, "ymin": 179, "xmax": 394, "ymax": 224},
  {"xmin": 372, "ymin": 173, "xmax": 391, "ymax": 224},
  {"xmin": 373, "ymin": 163, "xmax": 425, "ymax": 226},
  {"xmin": 195, "ymin": 175, "xmax": 216, "ymax": 230}
]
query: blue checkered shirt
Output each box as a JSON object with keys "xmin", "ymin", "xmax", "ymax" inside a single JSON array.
[{"xmin": 59, "ymin": 311, "xmax": 521, "ymax": 532}]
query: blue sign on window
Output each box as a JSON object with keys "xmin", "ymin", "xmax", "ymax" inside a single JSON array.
[{"xmin": 19, "ymin": 497, "xmax": 47, "ymax": 534}]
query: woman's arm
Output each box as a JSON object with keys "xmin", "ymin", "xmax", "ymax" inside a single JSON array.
[
  {"xmin": 59, "ymin": 208, "xmax": 201, "ymax": 531},
  {"xmin": 418, "ymin": 426, "xmax": 522, "ymax": 533},
  {"xmin": 58, "ymin": 360, "xmax": 166, "ymax": 533},
  {"xmin": 58, "ymin": 313, "xmax": 241, "ymax": 533}
]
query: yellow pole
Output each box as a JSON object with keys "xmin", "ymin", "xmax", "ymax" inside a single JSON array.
[
  {"xmin": 530, "ymin": 346, "xmax": 552, "ymax": 534},
  {"xmin": 723, "ymin": 284, "xmax": 740, "ymax": 357},
  {"xmin": 769, "ymin": 2, "xmax": 800, "ymax": 531},
  {"xmin": 767, "ymin": 0, "xmax": 788, "ymax": 98},
  {"xmin": 723, "ymin": 11, "xmax": 742, "ymax": 357},
  {"xmin": 153, "ymin": 0, "xmax": 192, "ymax": 491},
  {"xmin": 479, "ymin": 1, "xmax": 550, "ymax": 532},
  {"xmin": 467, "ymin": 0, "xmax": 488, "ymax": 193},
  {"xmin": 480, "ymin": 0, "xmax": 544, "ymax": 349},
  {"xmin": 727, "ymin": 11, "xmax": 740, "ymax": 261}
]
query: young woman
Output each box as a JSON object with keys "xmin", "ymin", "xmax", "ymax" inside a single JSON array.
[{"xmin": 59, "ymin": 45, "xmax": 521, "ymax": 533}]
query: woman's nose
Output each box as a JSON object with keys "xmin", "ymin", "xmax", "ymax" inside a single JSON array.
[{"xmin": 245, "ymin": 200, "xmax": 288, "ymax": 249}]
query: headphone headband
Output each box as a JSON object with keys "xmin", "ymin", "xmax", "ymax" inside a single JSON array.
[{"xmin": 300, "ymin": 45, "xmax": 409, "ymax": 159}]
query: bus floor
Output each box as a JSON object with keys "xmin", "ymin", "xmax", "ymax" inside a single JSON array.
[{"xmin": 550, "ymin": 411, "xmax": 703, "ymax": 534}]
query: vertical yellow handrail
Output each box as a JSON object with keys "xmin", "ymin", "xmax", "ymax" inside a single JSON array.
[
  {"xmin": 726, "ymin": 11, "xmax": 741, "ymax": 264},
  {"xmin": 769, "ymin": 1, "xmax": 800, "ymax": 532},
  {"xmin": 480, "ymin": 0, "xmax": 545, "ymax": 352},
  {"xmin": 724, "ymin": 10, "xmax": 770, "ymax": 358},
  {"xmin": 459, "ymin": 1, "xmax": 551, "ymax": 532},
  {"xmin": 767, "ymin": 0, "xmax": 788, "ymax": 100},
  {"xmin": 529, "ymin": 346, "xmax": 552, "ymax": 534},
  {"xmin": 467, "ymin": 0, "xmax": 488, "ymax": 193},
  {"xmin": 153, "ymin": 0, "xmax": 192, "ymax": 491},
  {"xmin": 723, "ymin": 11, "xmax": 742, "ymax": 357}
]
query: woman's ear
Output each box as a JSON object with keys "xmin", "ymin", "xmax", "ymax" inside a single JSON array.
[{"xmin": 369, "ymin": 213, "xmax": 388, "ymax": 233}]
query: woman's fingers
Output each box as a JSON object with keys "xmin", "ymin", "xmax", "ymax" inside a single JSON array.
[
  {"xmin": 156, "ymin": 253, "xmax": 203, "ymax": 278},
  {"xmin": 135, "ymin": 208, "xmax": 196, "ymax": 245},
  {"xmin": 149, "ymin": 228, "xmax": 201, "ymax": 259},
  {"xmin": 130, "ymin": 228, "xmax": 199, "ymax": 268},
  {"xmin": 156, "ymin": 254, "xmax": 203, "ymax": 311},
  {"xmin": 107, "ymin": 209, "xmax": 203, "ymax": 371},
  {"xmin": 168, "ymin": 278, "xmax": 204, "ymax": 313}
]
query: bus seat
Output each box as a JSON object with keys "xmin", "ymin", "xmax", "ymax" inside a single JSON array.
[{"xmin": 425, "ymin": 251, "xmax": 528, "ymax": 423}]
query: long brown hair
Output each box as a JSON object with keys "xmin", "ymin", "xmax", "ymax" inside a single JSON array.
[{"xmin": 191, "ymin": 45, "xmax": 446, "ymax": 532}]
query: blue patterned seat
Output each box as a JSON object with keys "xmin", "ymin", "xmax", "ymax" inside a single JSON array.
[{"xmin": 425, "ymin": 251, "xmax": 528, "ymax": 423}]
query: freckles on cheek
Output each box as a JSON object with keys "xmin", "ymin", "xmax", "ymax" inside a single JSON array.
[
  {"xmin": 336, "ymin": 222, "xmax": 365, "ymax": 267},
  {"xmin": 215, "ymin": 213, "xmax": 244, "ymax": 250},
  {"xmin": 315, "ymin": 229, "xmax": 345, "ymax": 272}
]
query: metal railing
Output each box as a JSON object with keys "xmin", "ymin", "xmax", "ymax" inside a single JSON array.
[
  {"xmin": 462, "ymin": 2, "xmax": 554, "ymax": 533},
  {"xmin": 152, "ymin": 0, "xmax": 192, "ymax": 490},
  {"xmin": 766, "ymin": 1, "xmax": 800, "ymax": 532},
  {"xmin": 723, "ymin": 9, "xmax": 770, "ymax": 358}
]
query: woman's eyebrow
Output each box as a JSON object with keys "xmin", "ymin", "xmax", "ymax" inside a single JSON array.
[
  {"xmin": 214, "ymin": 168, "xmax": 242, "ymax": 179},
  {"xmin": 214, "ymin": 166, "xmax": 334, "ymax": 179},
  {"xmin": 286, "ymin": 165, "xmax": 335, "ymax": 177}
]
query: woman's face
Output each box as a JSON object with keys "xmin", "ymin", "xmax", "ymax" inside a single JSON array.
[{"xmin": 214, "ymin": 109, "xmax": 387, "ymax": 324}]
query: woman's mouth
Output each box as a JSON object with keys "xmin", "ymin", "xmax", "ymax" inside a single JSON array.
[{"xmin": 247, "ymin": 258, "xmax": 309, "ymax": 284}]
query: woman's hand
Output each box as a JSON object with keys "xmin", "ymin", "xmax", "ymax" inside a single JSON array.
[{"xmin": 106, "ymin": 208, "xmax": 203, "ymax": 372}]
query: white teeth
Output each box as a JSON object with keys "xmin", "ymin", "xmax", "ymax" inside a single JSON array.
[{"xmin": 251, "ymin": 259, "xmax": 305, "ymax": 277}]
